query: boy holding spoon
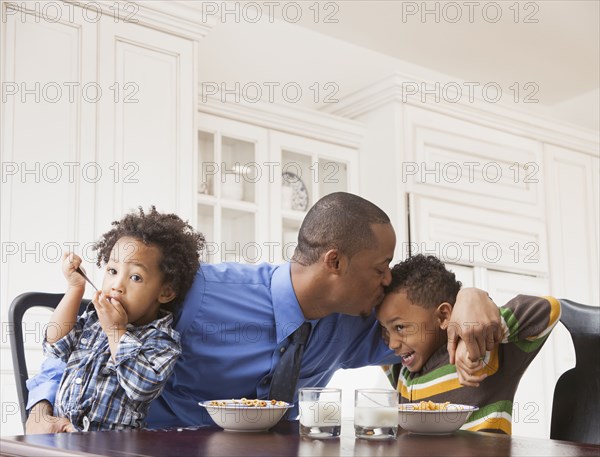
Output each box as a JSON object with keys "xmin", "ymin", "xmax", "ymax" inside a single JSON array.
[{"xmin": 43, "ymin": 206, "xmax": 204, "ymax": 431}]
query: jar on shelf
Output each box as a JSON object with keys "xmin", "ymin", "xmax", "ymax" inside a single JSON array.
[{"xmin": 221, "ymin": 164, "xmax": 247, "ymax": 201}]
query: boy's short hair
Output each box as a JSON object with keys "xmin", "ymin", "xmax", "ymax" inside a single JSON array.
[
  {"xmin": 385, "ymin": 254, "xmax": 461, "ymax": 309},
  {"xmin": 93, "ymin": 206, "xmax": 205, "ymax": 311}
]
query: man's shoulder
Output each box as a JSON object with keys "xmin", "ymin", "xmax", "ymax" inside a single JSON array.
[{"xmin": 200, "ymin": 262, "xmax": 280, "ymax": 286}]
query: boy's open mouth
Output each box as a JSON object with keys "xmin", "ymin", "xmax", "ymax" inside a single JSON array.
[{"xmin": 399, "ymin": 351, "xmax": 416, "ymax": 366}]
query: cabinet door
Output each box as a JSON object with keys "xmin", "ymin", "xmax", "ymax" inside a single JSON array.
[
  {"xmin": 0, "ymin": 1, "xmax": 97, "ymax": 298},
  {"xmin": 408, "ymin": 194, "xmax": 548, "ymax": 276},
  {"xmin": 96, "ymin": 18, "xmax": 195, "ymax": 230},
  {"xmin": 0, "ymin": 1, "xmax": 97, "ymax": 436},
  {"xmin": 197, "ymin": 114, "xmax": 269, "ymax": 263},
  {"xmin": 269, "ymin": 131, "xmax": 359, "ymax": 262},
  {"xmin": 544, "ymin": 145, "xmax": 599, "ymax": 305},
  {"xmin": 403, "ymin": 106, "xmax": 544, "ymax": 219}
]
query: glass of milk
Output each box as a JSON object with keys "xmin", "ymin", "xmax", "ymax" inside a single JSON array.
[
  {"xmin": 354, "ymin": 389, "xmax": 398, "ymax": 440},
  {"xmin": 298, "ymin": 388, "xmax": 342, "ymax": 439}
]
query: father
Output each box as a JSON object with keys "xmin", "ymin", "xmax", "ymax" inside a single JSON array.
[{"xmin": 26, "ymin": 192, "xmax": 500, "ymax": 432}]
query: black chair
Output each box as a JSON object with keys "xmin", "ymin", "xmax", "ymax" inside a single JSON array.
[
  {"xmin": 8, "ymin": 292, "xmax": 89, "ymax": 431},
  {"xmin": 550, "ymin": 299, "xmax": 600, "ymax": 445}
]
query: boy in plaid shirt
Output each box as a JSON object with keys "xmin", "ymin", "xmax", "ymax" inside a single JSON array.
[{"xmin": 43, "ymin": 207, "xmax": 204, "ymax": 431}]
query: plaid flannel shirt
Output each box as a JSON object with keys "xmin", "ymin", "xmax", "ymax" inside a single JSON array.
[{"xmin": 43, "ymin": 304, "xmax": 181, "ymax": 431}]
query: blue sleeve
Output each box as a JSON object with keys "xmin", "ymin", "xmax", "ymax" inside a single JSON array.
[{"xmin": 25, "ymin": 357, "xmax": 65, "ymax": 410}]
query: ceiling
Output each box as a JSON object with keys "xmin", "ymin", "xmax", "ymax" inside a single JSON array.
[
  {"xmin": 293, "ymin": 0, "xmax": 599, "ymax": 105},
  {"xmin": 193, "ymin": 0, "xmax": 599, "ymax": 130}
]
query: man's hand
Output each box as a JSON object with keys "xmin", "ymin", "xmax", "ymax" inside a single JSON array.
[
  {"xmin": 447, "ymin": 288, "xmax": 502, "ymax": 364},
  {"xmin": 455, "ymin": 340, "xmax": 487, "ymax": 387},
  {"xmin": 25, "ymin": 401, "xmax": 76, "ymax": 434}
]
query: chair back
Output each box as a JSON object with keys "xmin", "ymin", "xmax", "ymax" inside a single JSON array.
[
  {"xmin": 8, "ymin": 292, "xmax": 89, "ymax": 430},
  {"xmin": 550, "ymin": 299, "xmax": 600, "ymax": 445}
]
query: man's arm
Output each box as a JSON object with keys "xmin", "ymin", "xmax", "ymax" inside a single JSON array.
[
  {"xmin": 24, "ymin": 357, "xmax": 66, "ymax": 434},
  {"xmin": 451, "ymin": 294, "xmax": 560, "ymax": 386},
  {"xmin": 447, "ymin": 288, "xmax": 502, "ymax": 364}
]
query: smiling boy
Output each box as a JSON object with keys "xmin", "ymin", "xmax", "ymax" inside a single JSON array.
[{"xmin": 377, "ymin": 254, "xmax": 561, "ymax": 434}]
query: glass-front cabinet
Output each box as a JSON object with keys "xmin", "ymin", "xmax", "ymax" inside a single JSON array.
[
  {"xmin": 270, "ymin": 131, "xmax": 357, "ymax": 263},
  {"xmin": 196, "ymin": 114, "xmax": 269, "ymax": 264},
  {"xmin": 196, "ymin": 112, "xmax": 358, "ymax": 264}
]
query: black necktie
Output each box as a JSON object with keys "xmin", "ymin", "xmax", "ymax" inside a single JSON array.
[{"xmin": 268, "ymin": 322, "xmax": 312, "ymax": 403}]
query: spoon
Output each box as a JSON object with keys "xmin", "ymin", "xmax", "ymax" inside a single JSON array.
[
  {"xmin": 76, "ymin": 266, "xmax": 98, "ymax": 291},
  {"xmin": 359, "ymin": 391, "xmax": 392, "ymax": 408}
]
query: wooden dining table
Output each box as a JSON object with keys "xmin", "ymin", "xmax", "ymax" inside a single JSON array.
[{"xmin": 2, "ymin": 419, "xmax": 599, "ymax": 457}]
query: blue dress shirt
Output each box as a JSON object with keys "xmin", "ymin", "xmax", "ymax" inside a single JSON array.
[{"xmin": 27, "ymin": 262, "xmax": 398, "ymax": 428}]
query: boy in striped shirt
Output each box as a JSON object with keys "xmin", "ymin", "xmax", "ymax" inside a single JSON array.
[{"xmin": 377, "ymin": 254, "xmax": 561, "ymax": 434}]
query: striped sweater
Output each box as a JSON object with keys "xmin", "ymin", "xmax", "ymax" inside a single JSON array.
[{"xmin": 385, "ymin": 295, "xmax": 561, "ymax": 434}]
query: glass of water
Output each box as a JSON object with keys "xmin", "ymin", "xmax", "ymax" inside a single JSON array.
[
  {"xmin": 298, "ymin": 387, "xmax": 342, "ymax": 439},
  {"xmin": 354, "ymin": 389, "xmax": 398, "ymax": 440}
]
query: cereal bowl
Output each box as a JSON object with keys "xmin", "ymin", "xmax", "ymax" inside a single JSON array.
[
  {"xmin": 398, "ymin": 402, "xmax": 478, "ymax": 434},
  {"xmin": 199, "ymin": 399, "xmax": 292, "ymax": 432}
]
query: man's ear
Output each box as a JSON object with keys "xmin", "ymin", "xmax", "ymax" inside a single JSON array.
[
  {"xmin": 437, "ymin": 302, "xmax": 453, "ymax": 330},
  {"xmin": 158, "ymin": 283, "xmax": 177, "ymax": 304},
  {"xmin": 323, "ymin": 249, "xmax": 343, "ymax": 274}
]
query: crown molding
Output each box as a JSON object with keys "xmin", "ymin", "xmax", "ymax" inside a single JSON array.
[
  {"xmin": 63, "ymin": 1, "xmax": 215, "ymax": 41},
  {"xmin": 324, "ymin": 73, "xmax": 599, "ymax": 156},
  {"xmin": 198, "ymin": 95, "xmax": 365, "ymax": 149}
]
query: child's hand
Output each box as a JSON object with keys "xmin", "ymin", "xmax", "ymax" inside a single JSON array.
[
  {"xmin": 61, "ymin": 252, "xmax": 86, "ymax": 290},
  {"xmin": 455, "ymin": 339, "xmax": 487, "ymax": 387},
  {"xmin": 93, "ymin": 291, "xmax": 128, "ymax": 344}
]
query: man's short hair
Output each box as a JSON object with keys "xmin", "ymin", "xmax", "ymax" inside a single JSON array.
[
  {"xmin": 385, "ymin": 254, "xmax": 462, "ymax": 309},
  {"xmin": 292, "ymin": 192, "xmax": 390, "ymax": 265}
]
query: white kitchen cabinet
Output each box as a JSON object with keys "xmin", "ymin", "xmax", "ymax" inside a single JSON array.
[
  {"xmin": 94, "ymin": 17, "xmax": 196, "ymax": 231},
  {"xmin": 1, "ymin": 0, "xmax": 207, "ymax": 304},
  {"xmin": 408, "ymin": 194, "xmax": 549, "ymax": 276},
  {"xmin": 196, "ymin": 114, "xmax": 270, "ymax": 264},
  {"xmin": 544, "ymin": 144, "xmax": 600, "ymax": 306},
  {"xmin": 0, "ymin": 1, "xmax": 209, "ymax": 435},
  {"xmin": 403, "ymin": 105, "xmax": 544, "ymax": 219},
  {"xmin": 196, "ymin": 102, "xmax": 361, "ymax": 264},
  {"xmin": 269, "ymin": 131, "xmax": 358, "ymax": 263}
]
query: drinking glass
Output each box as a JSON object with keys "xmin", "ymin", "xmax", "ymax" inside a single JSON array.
[
  {"xmin": 298, "ymin": 387, "xmax": 342, "ymax": 439},
  {"xmin": 354, "ymin": 389, "xmax": 398, "ymax": 440}
]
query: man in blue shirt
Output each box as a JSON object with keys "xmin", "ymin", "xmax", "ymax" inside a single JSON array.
[{"xmin": 26, "ymin": 193, "xmax": 501, "ymax": 432}]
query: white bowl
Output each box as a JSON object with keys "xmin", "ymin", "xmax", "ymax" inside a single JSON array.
[
  {"xmin": 397, "ymin": 403, "xmax": 478, "ymax": 434},
  {"xmin": 199, "ymin": 399, "xmax": 292, "ymax": 432}
]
